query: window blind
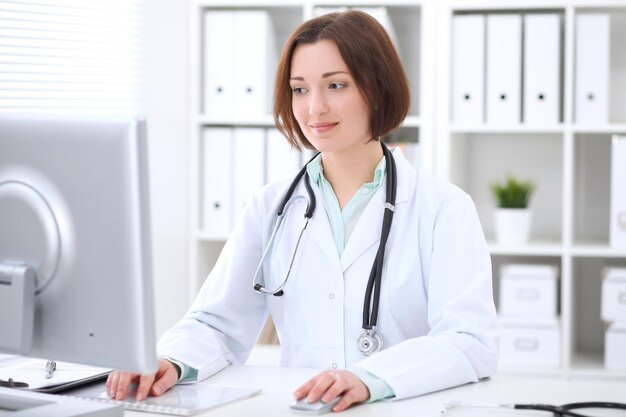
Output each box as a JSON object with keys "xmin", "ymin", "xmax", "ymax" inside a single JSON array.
[{"xmin": 0, "ymin": 0, "xmax": 144, "ymax": 115}]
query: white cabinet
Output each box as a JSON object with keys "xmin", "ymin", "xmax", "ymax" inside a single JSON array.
[{"xmin": 188, "ymin": 0, "xmax": 626, "ymax": 379}]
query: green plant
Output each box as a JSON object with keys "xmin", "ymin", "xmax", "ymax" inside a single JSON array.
[{"xmin": 491, "ymin": 176, "xmax": 535, "ymax": 208}]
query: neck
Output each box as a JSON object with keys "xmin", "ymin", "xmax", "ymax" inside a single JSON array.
[{"xmin": 321, "ymin": 141, "xmax": 384, "ymax": 209}]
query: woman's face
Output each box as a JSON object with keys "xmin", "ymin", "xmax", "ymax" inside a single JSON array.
[{"xmin": 289, "ymin": 39, "xmax": 371, "ymax": 155}]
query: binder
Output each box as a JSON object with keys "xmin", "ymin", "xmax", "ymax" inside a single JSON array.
[
  {"xmin": 575, "ymin": 14, "xmax": 610, "ymax": 124},
  {"xmin": 523, "ymin": 14, "xmax": 561, "ymax": 125},
  {"xmin": 202, "ymin": 128, "xmax": 233, "ymax": 238},
  {"xmin": 452, "ymin": 15, "xmax": 485, "ymax": 125},
  {"xmin": 203, "ymin": 11, "xmax": 235, "ymax": 119},
  {"xmin": 233, "ymin": 11, "xmax": 277, "ymax": 118},
  {"xmin": 486, "ymin": 14, "xmax": 521, "ymax": 124},
  {"xmin": 233, "ymin": 128, "xmax": 265, "ymax": 218},
  {"xmin": 611, "ymin": 135, "xmax": 626, "ymax": 247},
  {"xmin": 266, "ymin": 128, "xmax": 301, "ymax": 184}
]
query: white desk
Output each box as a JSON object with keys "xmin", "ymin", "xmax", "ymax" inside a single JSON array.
[{"xmin": 126, "ymin": 366, "xmax": 626, "ymax": 417}]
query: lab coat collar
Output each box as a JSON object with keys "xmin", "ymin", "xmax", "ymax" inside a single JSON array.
[
  {"xmin": 293, "ymin": 147, "xmax": 413, "ymax": 274},
  {"xmin": 339, "ymin": 147, "xmax": 412, "ymax": 272}
]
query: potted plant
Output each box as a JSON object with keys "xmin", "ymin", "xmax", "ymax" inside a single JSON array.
[{"xmin": 491, "ymin": 176, "xmax": 535, "ymax": 245}]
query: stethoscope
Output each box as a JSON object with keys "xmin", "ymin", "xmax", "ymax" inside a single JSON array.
[
  {"xmin": 252, "ymin": 141, "xmax": 397, "ymax": 356},
  {"xmin": 441, "ymin": 400, "xmax": 626, "ymax": 417}
]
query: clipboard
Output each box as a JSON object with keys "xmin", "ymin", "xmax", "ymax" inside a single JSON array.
[
  {"xmin": 0, "ymin": 358, "xmax": 110, "ymax": 393},
  {"xmin": 63, "ymin": 381, "xmax": 262, "ymax": 416}
]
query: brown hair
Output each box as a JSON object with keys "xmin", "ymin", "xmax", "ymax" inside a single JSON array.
[{"xmin": 273, "ymin": 10, "xmax": 411, "ymax": 150}]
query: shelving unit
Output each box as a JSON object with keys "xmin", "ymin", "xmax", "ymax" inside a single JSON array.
[
  {"xmin": 188, "ymin": 0, "xmax": 626, "ymax": 378},
  {"xmin": 437, "ymin": 0, "xmax": 626, "ymax": 378}
]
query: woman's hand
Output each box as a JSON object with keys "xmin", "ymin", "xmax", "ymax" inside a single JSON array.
[
  {"xmin": 294, "ymin": 369, "xmax": 369, "ymax": 412},
  {"xmin": 106, "ymin": 358, "xmax": 179, "ymax": 401}
]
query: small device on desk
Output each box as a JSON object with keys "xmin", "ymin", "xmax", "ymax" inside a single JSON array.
[
  {"xmin": 0, "ymin": 115, "xmax": 157, "ymax": 416},
  {"xmin": 290, "ymin": 397, "xmax": 341, "ymax": 414}
]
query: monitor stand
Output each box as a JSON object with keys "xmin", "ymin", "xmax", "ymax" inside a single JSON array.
[{"xmin": 0, "ymin": 387, "xmax": 122, "ymax": 417}]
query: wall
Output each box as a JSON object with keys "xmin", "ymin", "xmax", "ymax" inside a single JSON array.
[{"xmin": 145, "ymin": 0, "xmax": 190, "ymax": 336}]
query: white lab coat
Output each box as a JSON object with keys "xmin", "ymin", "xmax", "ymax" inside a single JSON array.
[{"xmin": 158, "ymin": 148, "xmax": 499, "ymax": 400}]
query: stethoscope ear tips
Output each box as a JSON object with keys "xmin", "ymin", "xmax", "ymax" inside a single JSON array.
[
  {"xmin": 254, "ymin": 283, "xmax": 263, "ymax": 292},
  {"xmin": 274, "ymin": 290, "xmax": 284, "ymax": 297}
]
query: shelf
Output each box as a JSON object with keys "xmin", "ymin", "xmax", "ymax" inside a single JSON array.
[
  {"xmin": 572, "ymin": 124, "xmax": 626, "ymax": 134},
  {"xmin": 568, "ymin": 351, "xmax": 626, "ymax": 380},
  {"xmin": 487, "ymin": 240, "xmax": 564, "ymax": 256},
  {"xmin": 449, "ymin": 124, "xmax": 565, "ymax": 134},
  {"xmin": 571, "ymin": 242, "xmax": 626, "ymax": 258},
  {"xmin": 196, "ymin": 114, "xmax": 421, "ymax": 129},
  {"xmin": 195, "ymin": 115, "xmax": 275, "ymax": 127}
]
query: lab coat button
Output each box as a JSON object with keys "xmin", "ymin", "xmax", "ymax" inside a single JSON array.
[
  {"xmin": 332, "ymin": 363, "xmax": 338, "ymax": 369},
  {"xmin": 328, "ymin": 293, "xmax": 334, "ymax": 300}
]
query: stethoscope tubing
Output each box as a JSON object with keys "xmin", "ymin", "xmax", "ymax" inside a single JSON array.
[
  {"xmin": 252, "ymin": 142, "xmax": 397, "ymax": 354},
  {"xmin": 362, "ymin": 143, "xmax": 397, "ymax": 329}
]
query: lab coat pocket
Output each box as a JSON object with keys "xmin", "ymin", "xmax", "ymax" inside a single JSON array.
[{"xmin": 385, "ymin": 252, "xmax": 429, "ymax": 340}]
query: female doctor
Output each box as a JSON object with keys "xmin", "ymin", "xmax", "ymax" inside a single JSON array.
[{"xmin": 107, "ymin": 10, "xmax": 499, "ymax": 412}]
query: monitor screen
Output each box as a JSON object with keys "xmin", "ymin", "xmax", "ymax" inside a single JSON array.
[{"xmin": 0, "ymin": 115, "xmax": 156, "ymax": 374}]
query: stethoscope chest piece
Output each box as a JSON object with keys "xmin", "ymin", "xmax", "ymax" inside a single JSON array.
[{"xmin": 357, "ymin": 327, "xmax": 383, "ymax": 356}]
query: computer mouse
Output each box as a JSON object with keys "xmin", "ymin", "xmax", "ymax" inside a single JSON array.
[{"xmin": 289, "ymin": 396, "xmax": 341, "ymax": 414}]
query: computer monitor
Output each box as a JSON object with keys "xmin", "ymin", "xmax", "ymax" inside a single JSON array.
[{"xmin": 0, "ymin": 115, "xmax": 157, "ymax": 374}]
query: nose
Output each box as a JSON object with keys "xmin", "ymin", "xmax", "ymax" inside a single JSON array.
[{"xmin": 308, "ymin": 90, "xmax": 328, "ymax": 116}]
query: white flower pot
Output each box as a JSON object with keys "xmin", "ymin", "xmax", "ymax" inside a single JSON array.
[{"xmin": 494, "ymin": 208, "xmax": 531, "ymax": 245}]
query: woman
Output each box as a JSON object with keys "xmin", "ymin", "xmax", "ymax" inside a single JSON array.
[{"xmin": 107, "ymin": 10, "xmax": 499, "ymax": 412}]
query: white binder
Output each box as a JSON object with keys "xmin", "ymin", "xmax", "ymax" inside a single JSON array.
[
  {"xmin": 524, "ymin": 14, "xmax": 561, "ymax": 125},
  {"xmin": 266, "ymin": 129, "xmax": 301, "ymax": 184},
  {"xmin": 233, "ymin": 128, "xmax": 265, "ymax": 218},
  {"xmin": 611, "ymin": 135, "xmax": 626, "ymax": 247},
  {"xmin": 486, "ymin": 14, "xmax": 521, "ymax": 124},
  {"xmin": 575, "ymin": 14, "xmax": 610, "ymax": 124},
  {"xmin": 203, "ymin": 11, "xmax": 235, "ymax": 119},
  {"xmin": 233, "ymin": 11, "xmax": 277, "ymax": 119},
  {"xmin": 202, "ymin": 128, "xmax": 233, "ymax": 238},
  {"xmin": 452, "ymin": 15, "xmax": 485, "ymax": 125}
]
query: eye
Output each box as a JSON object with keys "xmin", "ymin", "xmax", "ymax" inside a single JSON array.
[
  {"xmin": 329, "ymin": 82, "xmax": 345, "ymax": 90},
  {"xmin": 292, "ymin": 86, "xmax": 307, "ymax": 95}
]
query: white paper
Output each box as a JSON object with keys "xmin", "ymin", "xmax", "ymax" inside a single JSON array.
[{"xmin": 0, "ymin": 358, "xmax": 110, "ymax": 391}]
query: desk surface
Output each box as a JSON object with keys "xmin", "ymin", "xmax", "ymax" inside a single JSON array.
[{"xmin": 125, "ymin": 365, "xmax": 626, "ymax": 417}]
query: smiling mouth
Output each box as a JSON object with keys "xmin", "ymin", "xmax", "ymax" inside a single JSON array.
[{"xmin": 310, "ymin": 122, "xmax": 338, "ymax": 133}]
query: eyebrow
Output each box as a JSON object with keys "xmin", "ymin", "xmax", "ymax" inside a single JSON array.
[{"xmin": 289, "ymin": 71, "xmax": 350, "ymax": 81}]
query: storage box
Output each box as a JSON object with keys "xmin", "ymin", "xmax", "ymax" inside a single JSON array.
[
  {"xmin": 499, "ymin": 264, "xmax": 559, "ymax": 317},
  {"xmin": 601, "ymin": 268, "xmax": 626, "ymax": 322},
  {"xmin": 499, "ymin": 316, "xmax": 561, "ymax": 369},
  {"xmin": 605, "ymin": 322, "xmax": 626, "ymax": 370}
]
